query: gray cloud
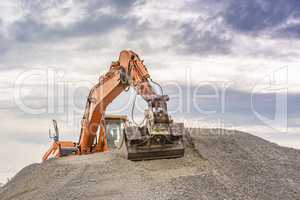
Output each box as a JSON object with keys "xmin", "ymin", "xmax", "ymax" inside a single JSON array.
[
  {"xmin": 223, "ymin": 0, "xmax": 300, "ymax": 38},
  {"xmin": 174, "ymin": 19, "xmax": 232, "ymax": 55},
  {"xmin": 172, "ymin": 0, "xmax": 300, "ymax": 56},
  {"xmin": 0, "ymin": 20, "xmax": 10, "ymax": 55},
  {"xmin": 183, "ymin": 0, "xmax": 300, "ymax": 42},
  {"xmin": 277, "ymin": 24, "xmax": 300, "ymax": 38},
  {"xmin": 0, "ymin": 38, "xmax": 10, "ymax": 55},
  {"xmin": 0, "ymin": 0, "xmax": 142, "ymax": 71},
  {"xmin": 1, "ymin": 0, "xmax": 299, "ymax": 65},
  {"xmin": 11, "ymin": 15, "xmax": 125, "ymax": 42},
  {"xmin": 84, "ymin": 0, "xmax": 137, "ymax": 13},
  {"xmin": 12, "ymin": 0, "xmax": 138, "ymax": 42}
]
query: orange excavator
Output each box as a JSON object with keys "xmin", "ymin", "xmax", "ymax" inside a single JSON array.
[{"xmin": 43, "ymin": 50, "xmax": 184, "ymax": 161}]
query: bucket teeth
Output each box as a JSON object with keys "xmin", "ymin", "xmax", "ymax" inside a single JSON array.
[
  {"xmin": 119, "ymin": 125, "xmax": 185, "ymax": 161},
  {"xmin": 124, "ymin": 142, "xmax": 185, "ymax": 161}
]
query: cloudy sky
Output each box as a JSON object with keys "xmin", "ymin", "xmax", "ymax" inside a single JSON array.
[{"xmin": 1, "ymin": 0, "xmax": 300, "ymax": 183}]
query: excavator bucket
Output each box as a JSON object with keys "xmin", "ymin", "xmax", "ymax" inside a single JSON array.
[
  {"xmin": 105, "ymin": 96, "xmax": 185, "ymax": 161},
  {"xmin": 119, "ymin": 123, "xmax": 185, "ymax": 161}
]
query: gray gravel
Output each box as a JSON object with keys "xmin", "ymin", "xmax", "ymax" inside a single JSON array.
[{"xmin": 1, "ymin": 128, "xmax": 300, "ymax": 200}]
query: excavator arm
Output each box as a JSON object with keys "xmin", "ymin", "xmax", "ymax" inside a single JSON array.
[
  {"xmin": 43, "ymin": 50, "xmax": 184, "ymax": 161},
  {"xmin": 78, "ymin": 50, "xmax": 156, "ymax": 154}
]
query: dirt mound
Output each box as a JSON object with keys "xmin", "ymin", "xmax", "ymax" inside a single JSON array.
[{"xmin": 1, "ymin": 129, "xmax": 300, "ymax": 200}]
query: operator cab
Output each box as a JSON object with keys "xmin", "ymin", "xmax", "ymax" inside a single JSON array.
[{"xmin": 104, "ymin": 115, "xmax": 127, "ymax": 149}]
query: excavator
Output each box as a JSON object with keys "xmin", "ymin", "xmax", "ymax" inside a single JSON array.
[{"xmin": 43, "ymin": 50, "xmax": 185, "ymax": 161}]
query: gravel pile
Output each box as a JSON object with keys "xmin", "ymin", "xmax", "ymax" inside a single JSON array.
[{"xmin": 1, "ymin": 128, "xmax": 300, "ymax": 200}]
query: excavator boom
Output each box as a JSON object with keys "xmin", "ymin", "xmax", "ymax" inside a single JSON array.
[{"xmin": 43, "ymin": 50, "xmax": 184, "ymax": 161}]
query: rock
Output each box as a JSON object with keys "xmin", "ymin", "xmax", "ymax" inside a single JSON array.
[{"xmin": 1, "ymin": 129, "xmax": 300, "ymax": 200}]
